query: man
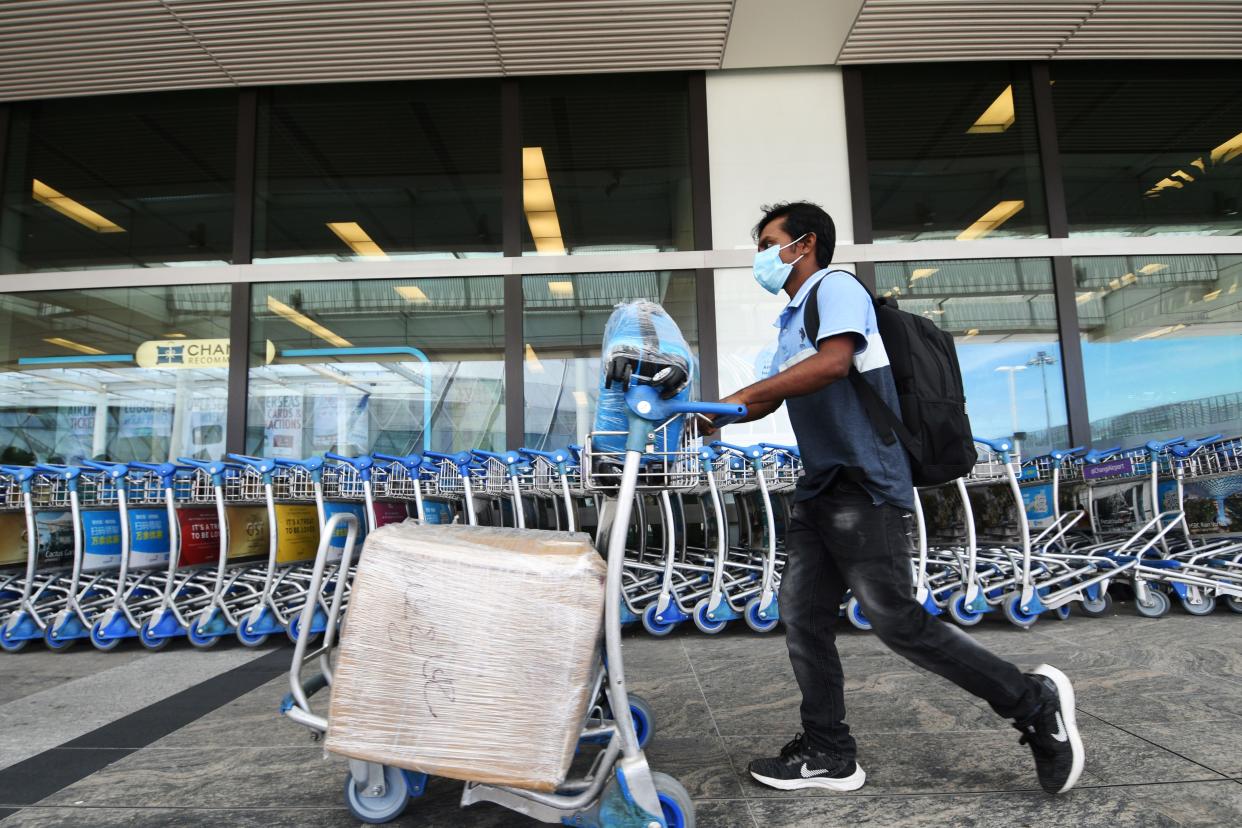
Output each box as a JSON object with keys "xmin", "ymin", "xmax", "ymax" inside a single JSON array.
[{"xmin": 714, "ymin": 201, "xmax": 1084, "ymax": 795}]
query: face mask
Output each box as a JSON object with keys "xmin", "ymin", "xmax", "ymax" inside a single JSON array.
[{"xmin": 752, "ymin": 234, "xmax": 807, "ymax": 294}]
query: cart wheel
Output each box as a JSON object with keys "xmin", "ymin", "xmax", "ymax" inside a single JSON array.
[
  {"xmin": 1180, "ymin": 594, "xmax": 1216, "ymax": 616},
  {"xmin": 744, "ymin": 595, "xmax": 780, "ymax": 633},
  {"xmin": 652, "ymin": 771, "xmax": 695, "ymax": 828},
  {"xmin": 628, "ymin": 694, "xmax": 655, "ymax": 750},
  {"xmin": 1054, "ymin": 605, "xmax": 1072, "ymax": 621},
  {"xmin": 947, "ymin": 591, "xmax": 984, "ymax": 626},
  {"xmin": 286, "ymin": 612, "xmax": 317, "ymax": 645},
  {"xmin": 187, "ymin": 622, "xmax": 221, "ymax": 649},
  {"xmin": 89, "ymin": 619, "xmax": 122, "ymax": 651},
  {"xmin": 1002, "ymin": 594, "xmax": 1039, "ymax": 630},
  {"xmin": 43, "ymin": 626, "xmax": 76, "ymax": 651},
  {"xmin": 1134, "ymin": 588, "xmax": 1170, "ymax": 619},
  {"xmin": 641, "ymin": 603, "xmax": 677, "ymax": 637},
  {"xmin": 236, "ymin": 622, "xmax": 270, "ymax": 648},
  {"xmin": 138, "ymin": 618, "xmax": 171, "ymax": 652},
  {"xmin": 1078, "ymin": 592, "xmax": 1112, "ymax": 617},
  {"xmin": 0, "ymin": 632, "xmax": 28, "ymax": 653},
  {"xmin": 1226, "ymin": 596, "xmax": 1242, "ymax": 614},
  {"xmin": 845, "ymin": 596, "xmax": 872, "ymax": 632},
  {"xmin": 691, "ymin": 598, "xmax": 727, "ymax": 634},
  {"xmin": 343, "ymin": 765, "xmax": 411, "ymax": 824}
]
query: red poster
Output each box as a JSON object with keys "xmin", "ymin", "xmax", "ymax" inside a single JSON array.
[
  {"xmin": 176, "ymin": 507, "xmax": 221, "ymax": 567},
  {"xmin": 372, "ymin": 500, "xmax": 409, "ymax": 528}
]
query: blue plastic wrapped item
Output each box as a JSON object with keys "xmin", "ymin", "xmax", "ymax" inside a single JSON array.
[{"xmin": 592, "ymin": 300, "xmax": 694, "ymax": 455}]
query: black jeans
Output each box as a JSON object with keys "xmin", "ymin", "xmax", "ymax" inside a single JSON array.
[{"xmin": 781, "ymin": 482, "xmax": 1041, "ymax": 759}]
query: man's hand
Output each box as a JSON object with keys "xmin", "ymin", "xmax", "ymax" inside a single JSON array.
[{"xmin": 701, "ymin": 393, "xmax": 778, "ymax": 437}]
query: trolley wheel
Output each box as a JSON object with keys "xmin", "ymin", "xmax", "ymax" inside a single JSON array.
[
  {"xmin": 236, "ymin": 622, "xmax": 270, "ymax": 648},
  {"xmin": 89, "ymin": 619, "xmax": 122, "ymax": 652},
  {"xmin": 1002, "ymin": 594, "xmax": 1039, "ymax": 630},
  {"xmin": 343, "ymin": 765, "xmax": 411, "ymax": 824},
  {"xmin": 1226, "ymin": 596, "xmax": 1242, "ymax": 614},
  {"xmin": 947, "ymin": 591, "xmax": 984, "ymax": 626},
  {"xmin": 652, "ymin": 771, "xmax": 696, "ymax": 828},
  {"xmin": 0, "ymin": 633, "xmax": 28, "ymax": 653},
  {"xmin": 1054, "ymin": 605, "xmax": 1072, "ymax": 621},
  {"xmin": 641, "ymin": 603, "xmax": 677, "ymax": 637},
  {"xmin": 691, "ymin": 597, "xmax": 728, "ymax": 635},
  {"xmin": 628, "ymin": 694, "xmax": 655, "ymax": 750},
  {"xmin": 187, "ymin": 621, "xmax": 221, "ymax": 649},
  {"xmin": 1135, "ymin": 588, "xmax": 1170, "ymax": 619},
  {"xmin": 845, "ymin": 596, "xmax": 872, "ymax": 632},
  {"xmin": 1180, "ymin": 593, "xmax": 1217, "ymax": 616},
  {"xmin": 744, "ymin": 595, "xmax": 779, "ymax": 633},
  {"xmin": 286, "ymin": 612, "xmax": 317, "ymax": 645},
  {"xmin": 138, "ymin": 619, "xmax": 171, "ymax": 652},
  {"xmin": 1078, "ymin": 592, "xmax": 1113, "ymax": 618},
  {"xmin": 43, "ymin": 626, "xmax": 76, "ymax": 652}
]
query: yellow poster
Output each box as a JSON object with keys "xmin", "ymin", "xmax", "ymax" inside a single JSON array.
[
  {"xmin": 273, "ymin": 503, "xmax": 320, "ymax": 564},
  {"xmin": 0, "ymin": 512, "xmax": 28, "ymax": 567},
  {"xmin": 225, "ymin": 506, "xmax": 269, "ymax": 562}
]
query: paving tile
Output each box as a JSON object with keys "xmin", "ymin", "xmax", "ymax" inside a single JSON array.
[
  {"xmin": 643, "ymin": 735, "xmax": 747, "ymax": 800},
  {"xmin": 1117, "ymin": 779, "xmax": 1242, "ymax": 828},
  {"xmin": 148, "ymin": 676, "xmax": 306, "ymax": 749},
  {"xmin": 1070, "ymin": 668, "xmax": 1242, "ymax": 725},
  {"xmin": 1116, "ymin": 720, "xmax": 1242, "ymax": 777}
]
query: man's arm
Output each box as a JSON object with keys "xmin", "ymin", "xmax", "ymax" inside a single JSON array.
[{"xmin": 723, "ymin": 333, "xmax": 856, "ymax": 415}]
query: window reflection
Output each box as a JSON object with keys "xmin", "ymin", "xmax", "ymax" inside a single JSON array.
[
  {"xmin": 1076, "ymin": 255, "xmax": 1242, "ymax": 444},
  {"xmin": 247, "ymin": 278, "xmax": 505, "ymax": 456}
]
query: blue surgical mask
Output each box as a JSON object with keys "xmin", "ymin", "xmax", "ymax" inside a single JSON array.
[{"xmin": 752, "ymin": 234, "xmax": 807, "ymax": 294}]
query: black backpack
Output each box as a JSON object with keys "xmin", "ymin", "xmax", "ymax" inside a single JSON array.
[{"xmin": 804, "ymin": 272, "xmax": 977, "ymax": 487}]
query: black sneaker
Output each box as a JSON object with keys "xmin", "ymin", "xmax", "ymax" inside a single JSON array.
[
  {"xmin": 1015, "ymin": 664, "xmax": 1085, "ymax": 794},
  {"xmin": 748, "ymin": 733, "xmax": 866, "ymax": 791}
]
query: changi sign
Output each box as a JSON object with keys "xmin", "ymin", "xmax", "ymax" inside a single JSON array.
[{"xmin": 135, "ymin": 339, "xmax": 276, "ymax": 369}]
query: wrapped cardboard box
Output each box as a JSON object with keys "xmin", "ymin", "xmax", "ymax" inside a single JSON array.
[{"xmin": 324, "ymin": 522, "xmax": 606, "ymax": 792}]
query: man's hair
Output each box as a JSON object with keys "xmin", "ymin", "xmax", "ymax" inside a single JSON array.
[{"xmin": 753, "ymin": 201, "xmax": 836, "ymax": 268}]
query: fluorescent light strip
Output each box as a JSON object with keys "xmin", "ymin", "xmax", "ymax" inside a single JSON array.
[
  {"xmin": 525, "ymin": 344, "xmax": 544, "ymax": 373},
  {"xmin": 966, "ymin": 85, "xmax": 1015, "ymax": 134},
  {"xmin": 326, "ymin": 222, "xmax": 388, "ymax": 258},
  {"xmin": 32, "ymin": 180, "xmax": 124, "ymax": 233},
  {"xmin": 909, "ymin": 267, "xmax": 939, "ymax": 283},
  {"xmin": 1134, "ymin": 323, "xmax": 1186, "ymax": 341},
  {"xmin": 395, "ymin": 285, "xmax": 430, "ymax": 303},
  {"xmin": 957, "ymin": 200, "xmax": 1024, "ymax": 241},
  {"xmin": 266, "ymin": 297, "xmax": 353, "ymax": 348},
  {"xmin": 522, "ymin": 147, "xmax": 565, "ymax": 254},
  {"xmin": 548, "ymin": 280, "xmax": 574, "ymax": 298},
  {"xmin": 44, "ymin": 336, "xmax": 105, "ymax": 355},
  {"xmin": 572, "ymin": 390, "xmax": 589, "ymax": 407}
]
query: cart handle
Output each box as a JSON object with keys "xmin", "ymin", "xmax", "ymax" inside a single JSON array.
[
  {"xmin": 227, "ymin": 453, "xmax": 279, "ymax": 474},
  {"xmin": 518, "ymin": 447, "xmax": 573, "ymax": 464},
  {"xmin": 372, "ymin": 452, "xmax": 423, "ymax": 470},
  {"xmin": 128, "ymin": 461, "xmax": 181, "ymax": 482},
  {"xmin": 709, "ymin": 440, "xmax": 763, "ymax": 460},
  {"xmin": 1145, "ymin": 436, "xmax": 1185, "ymax": 454},
  {"xmin": 973, "ymin": 436, "xmax": 1014, "ymax": 456},
  {"xmin": 81, "ymin": 459, "xmax": 131, "ymax": 478},
  {"xmin": 1169, "ymin": 434, "xmax": 1226, "ymax": 458},
  {"xmin": 275, "ymin": 457, "xmax": 325, "ymax": 472},
  {"xmin": 324, "ymin": 452, "xmax": 374, "ymax": 471},
  {"xmin": 176, "ymin": 457, "xmax": 229, "ymax": 476},
  {"xmin": 470, "ymin": 448, "xmax": 523, "ymax": 466},
  {"xmin": 0, "ymin": 465, "xmax": 37, "ymax": 484},
  {"xmin": 424, "ymin": 450, "xmax": 476, "ymax": 470},
  {"xmin": 1049, "ymin": 446, "xmax": 1085, "ymax": 462},
  {"xmin": 1082, "ymin": 446, "xmax": 1122, "ymax": 464},
  {"xmin": 759, "ymin": 442, "xmax": 801, "ymax": 457},
  {"xmin": 35, "ymin": 463, "xmax": 82, "ymax": 480},
  {"xmin": 624, "ymin": 384, "xmax": 747, "ymax": 425}
]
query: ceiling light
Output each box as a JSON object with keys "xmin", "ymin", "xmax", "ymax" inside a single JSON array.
[
  {"xmin": 1171, "ymin": 170, "xmax": 1195, "ymax": 183},
  {"xmin": 1137, "ymin": 263, "xmax": 1167, "ymax": 275},
  {"xmin": 963, "ymin": 328, "xmax": 979, "ymax": 339},
  {"xmin": 32, "ymin": 180, "xmax": 124, "ymax": 233},
  {"xmin": 523, "ymin": 146, "xmax": 565, "ymax": 255},
  {"xmin": 572, "ymin": 390, "xmax": 589, "ymax": 407},
  {"xmin": 957, "ymin": 200, "xmax": 1024, "ymax": 241},
  {"xmin": 1076, "ymin": 292, "xmax": 1095, "ymax": 304},
  {"xmin": 967, "ymin": 85, "xmax": 1015, "ymax": 134},
  {"xmin": 1134, "ymin": 323, "xmax": 1186, "ymax": 341},
  {"xmin": 548, "ymin": 280, "xmax": 574, "ymax": 298},
  {"xmin": 1191, "ymin": 157, "xmax": 1207, "ymax": 173},
  {"xmin": 1210, "ymin": 131, "xmax": 1242, "ymax": 165},
  {"xmin": 909, "ymin": 268, "xmax": 939, "ymax": 283},
  {"xmin": 1121, "ymin": 273, "xmax": 1137, "ymax": 286},
  {"xmin": 326, "ymin": 222, "xmax": 387, "ymax": 258},
  {"xmin": 163, "ymin": 332, "xmax": 187, "ymax": 339},
  {"xmin": 526, "ymin": 211, "xmax": 562, "ymax": 239},
  {"xmin": 44, "ymin": 336, "xmax": 105, "ymax": 355},
  {"xmin": 522, "ymin": 146, "xmax": 549, "ymax": 180},
  {"xmin": 534, "ymin": 237, "xmax": 566, "ymax": 254},
  {"xmin": 266, "ymin": 297, "xmax": 353, "ymax": 348},
  {"xmin": 525, "ymin": 344, "xmax": 544, "ymax": 373},
  {"xmin": 395, "ymin": 285, "xmax": 430, "ymax": 303},
  {"xmin": 523, "ymin": 179, "xmax": 556, "ymax": 213},
  {"xmin": 1203, "ymin": 289, "xmax": 1221, "ymax": 302}
]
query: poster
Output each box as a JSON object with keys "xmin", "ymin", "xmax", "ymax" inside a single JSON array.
[
  {"xmin": 128, "ymin": 507, "xmax": 171, "ymax": 569},
  {"xmin": 323, "ymin": 501, "xmax": 368, "ymax": 553},
  {"xmin": 372, "ymin": 500, "xmax": 409, "ymax": 527},
  {"xmin": 1091, "ymin": 482, "xmax": 1147, "ymax": 534},
  {"xmin": 273, "ymin": 503, "xmax": 320, "ymax": 564},
  {"xmin": 919, "ymin": 486, "xmax": 967, "ymax": 544},
  {"xmin": 175, "ymin": 507, "xmax": 220, "ymax": 567},
  {"xmin": 0, "ymin": 512, "xmax": 29, "ymax": 567},
  {"xmin": 225, "ymin": 506, "xmax": 269, "ymax": 561},
  {"xmin": 1020, "ymin": 483, "xmax": 1056, "ymax": 530},
  {"xmin": 263, "ymin": 395, "xmax": 304, "ymax": 460},
  {"xmin": 80, "ymin": 510, "xmax": 122, "ymax": 571},
  {"xmin": 118, "ymin": 404, "xmax": 172, "ymax": 439},
  {"xmin": 1165, "ymin": 474, "xmax": 1242, "ymax": 535}
]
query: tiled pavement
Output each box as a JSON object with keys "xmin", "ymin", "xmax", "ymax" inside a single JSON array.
[{"xmin": 1, "ymin": 607, "xmax": 1240, "ymax": 826}]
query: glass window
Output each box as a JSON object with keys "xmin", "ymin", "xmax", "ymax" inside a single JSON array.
[
  {"xmin": 0, "ymin": 285, "xmax": 231, "ymax": 464},
  {"xmin": 0, "ymin": 91, "xmax": 237, "ymax": 272},
  {"xmin": 876, "ymin": 259, "xmax": 1068, "ymax": 455},
  {"xmin": 519, "ymin": 74, "xmax": 693, "ymax": 256},
  {"xmin": 862, "ymin": 64, "xmax": 1047, "ymax": 243},
  {"xmin": 1076, "ymin": 254, "xmax": 1242, "ymax": 444},
  {"xmin": 254, "ymin": 81, "xmax": 503, "ymax": 263},
  {"xmin": 1054, "ymin": 62, "xmax": 1242, "ymax": 237},
  {"xmin": 248, "ymin": 277, "xmax": 505, "ymax": 456},
  {"xmin": 523, "ymin": 271, "xmax": 697, "ymax": 448}
]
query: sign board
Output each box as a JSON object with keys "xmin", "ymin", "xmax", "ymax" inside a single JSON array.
[{"xmin": 135, "ymin": 338, "xmax": 276, "ymax": 370}]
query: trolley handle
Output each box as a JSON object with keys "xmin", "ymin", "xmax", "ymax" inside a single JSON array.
[
  {"xmin": 518, "ymin": 447, "xmax": 571, "ymax": 464},
  {"xmin": 372, "ymin": 452, "xmax": 423, "ymax": 470},
  {"xmin": 623, "ymin": 385, "xmax": 747, "ymax": 426},
  {"xmin": 1082, "ymin": 446, "xmax": 1122, "ymax": 464},
  {"xmin": 759, "ymin": 442, "xmax": 801, "ymax": 458},
  {"xmin": 1169, "ymin": 434, "xmax": 1226, "ymax": 458},
  {"xmin": 424, "ymin": 450, "xmax": 475, "ymax": 470},
  {"xmin": 81, "ymin": 459, "xmax": 131, "ymax": 478},
  {"xmin": 129, "ymin": 461, "xmax": 181, "ymax": 482},
  {"xmin": 35, "ymin": 463, "xmax": 82, "ymax": 480},
  {"xmin": 1049, "ymin": 446, "xmax": 1085, "ymax": 462},
  {"xmin": 176, "ymin": 457, "xmax": 229, "ymax": 475},
  {"xmin": 1145, "ymin": 436, "xmax": 1185, "ymax": 454},
  {"xmin": 0, "ymin": 465, "xmax": 37, "ymax": 484},
  {"xmin": 274, "ymin": 457, "xmax": 325, "ymax": 471},
  {"xmin": 227, "ymin": 453, "xmax": 280, "ymax": 474},
  {"xmin": 323, "ymin": 452, "xmax": 374, "ymax": 471},
  {"xmin": 973, "ymin": 436, "xmax": 1015, "ymax": 462},
  {"xmin": 709, "ymin": 440, "xmax": 763, "ymax": 460}
]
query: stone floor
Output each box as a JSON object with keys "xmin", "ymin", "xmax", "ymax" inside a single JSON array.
[{"xmin": 1, "ymin": 606, "xmax": 1240, "ymax": 827}]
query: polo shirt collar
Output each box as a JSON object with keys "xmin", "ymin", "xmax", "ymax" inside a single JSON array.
[{"xmin": 774, "ymin": 268, "xmax": 830, "ymax": 327}]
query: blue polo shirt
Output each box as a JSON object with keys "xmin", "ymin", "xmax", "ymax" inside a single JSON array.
[{"xmin": 768, "ymin": 269, "xmax": 914, "ymax": 510}]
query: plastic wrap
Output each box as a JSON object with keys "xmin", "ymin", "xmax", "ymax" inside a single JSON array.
[
  {"xmin": 323, "ymin": 521, "xmax": 606, "ymax": 792},
  {"xmin": 592, "ymin": 300, "xmax": 694, "ymax": 455}
]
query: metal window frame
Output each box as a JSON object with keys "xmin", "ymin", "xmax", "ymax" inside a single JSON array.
[
  {"xmin": 689, "ymin": 71, "xmax": 718, "ymax": 401},
  {"xmin": 503, "ymin": 78, "xmax": 524, "ymax": 445},
  {"xmin": 842, "ymin": 66, "xmax": 876, "ymax": 293},
  {"xmin": 226, "ymin": 89, "xmax": 258, "ymax": 454}
]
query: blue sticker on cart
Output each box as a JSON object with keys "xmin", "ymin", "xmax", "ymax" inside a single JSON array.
[
  {"xmin": 128, "ymin": 507, "xmax": 171, "ymax": 567},
  {"xmin": 421, "ymin": 500, "xmax": 454, "ymax": 525},
  {"xmin": 1020, "ymin": 483, "xmax": 1055, "ymax": 527},
  {"xmin": 81, "ymin": 510, "xmax": 123, "ymax": 569},
  {"xmin": 323, "ymin": 501, "xmax": 368, "ymax": 549}
]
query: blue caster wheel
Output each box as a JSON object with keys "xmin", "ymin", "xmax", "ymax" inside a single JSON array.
[
  {"xmin": 236, "ymin": 621, "xmax": 270, "ymax": 648},
  {"xmin": 139, "ymin": 618, "xmax": 172, "ymax": 651},
  {"xmin": 641, "ymin": 603, "xmax": 677, "ymax": 637},
  {"xmin": 187, "ymin": 621, "xmax": 221, "ymax": 649},
  {"xmin": 1079, "ymin": 591, "xmax": 1112, "ymax": 617},
  {"xmin": 43, "ymin": 626, "xmax": 76, "ymax": 651},
  {"xmin": 344, "ymin": 765, "xmax": 412, "ymax": 824},
  {"xmin": 948, "ymin": 591, "xmax": 984, "ymax": 626},
  {"xmin": 628, "ymin": 693, "xmax": 655, "ymax": 750},
  {"xmin": 744, "ymin": 595, "xmax": 779, "ymax": 633},
  {"xmin": 653, "ymin": 771, "xmax": 695, "ymax": 828},
  {"xmin": 845, "ymin": 596, "xmax": 872, "ymax": 632},
  {"xmin": 1002, "ymin": 594, "xmax": 1039, "ymax": 630},
  {"xmin": 1180, "ymin": 594, "xmax": 1216, "ymax": 616},
  {"xmin": 287, "ymin": 613, "xmax": 311, "ymax": 644},
  {"xmin": 1054, "ymin": 605, "xmax": 1072, "ymax": 621},
  {"xmin": 0, "ymin": 631, "xmax": 29, "ymax": 653},
  {"xmin": 691, "ymin": 598, "xmax": 727, "ymax": 634},
  {"xmin": 1135, "ymin": 588, "xmax": 1170, "ymax": 619},
  {"xmin": 90, "ymin": 619, "xmax": 123, "ymax": 651}
]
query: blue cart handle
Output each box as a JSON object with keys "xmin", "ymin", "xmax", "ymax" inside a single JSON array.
[
  {"xmin": 1145, "ymin": 437, "xmax": 1185, "ymax": 454},
  {"xmin": 709, "ymin": 440, "xmax": 763, "ymax": 459},
  {"xmin": 35, "ymin": 463, "xmax": 82, "ymax": 480},
  {"xmin": 82, "ymin": 459, "xmax": 131, "ymax": 478},
  {"xmin": 1049, "ymin": 446, "xmax": 1085, "ymax": 462},
  {"xmin": 623, "ymin": 385, "xmax": 747, "ymax": 425},
  {"xmin": 177, "ymin": 457, "xmax": 229, "ymax": 475},
  {"xmin": 759, "ymin": 442, "xmax": 800, "ymax": 457},
  {"xmin": 129, "ymin": 461, "xmax": 181, "ymax": 481},
  {"xmin": 324, "ymin": 452, "xmax": 374, "ymax": 471},
  {"xmin": 1082, "ymin": 446, "xmax": 1122, "ymax": 464},
  {"xmin": 227, "ymin": 453, "xmax": 279, "ymax": 474},
  {"xmin": 519, "ymin": 447, "xmax": 564, "ymax": 462},
  {"xmin": 373, "ymin": 452, "xmax": 423, "ymax": 469},
  {"xmin": 275, "ymin": 457, "xmax": 325, "ymax": 471},
  {"xmin": 0, "ymin": 465, "xmax": 37, "ymax": 484}
]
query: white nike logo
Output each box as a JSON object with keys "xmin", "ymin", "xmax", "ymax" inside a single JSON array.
[
  {"xmin": 800, "ymin": 763, "xmax": 830, "ymax": 778},
  {"xmin": 1051, "ymin": 711, "xmax": 1068, "ymax": 743}
]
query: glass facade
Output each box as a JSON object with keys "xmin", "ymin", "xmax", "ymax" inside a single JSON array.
[
  {"xmin": 1076, "ymin": 254, "xmax": 1242, "ymax": 444},
  {"xmin": 523, "ymin": 271, "xmax": 698, "ymax": 449},
  {"xmin": 875, "ymin": 259, "xmax": 1068, "ymax": 455},
  {"xmin": 0, "ymin": 285, "xmax": 231, "ymax": 464},
  {"xmin": 247, "ymin": 277, "xmax": 505, "ymax": 457},
  {"xmin": 862, "ymin": 63, "xmax": 1047, "ymax": 243},
  {"xmin": 519, "ymin": 74, "xmax": 693, "ymax": 256},
  {"xmin": 0, "ymin": 91, "xmax": 237, "ymax": 272},
  {"xmin": 254, "ymin": 81, "xmax": 504, "ymax": 263},
  {"xmin": 1054, "ymin": 62, "xmax": 1242, "ymax": 238}
]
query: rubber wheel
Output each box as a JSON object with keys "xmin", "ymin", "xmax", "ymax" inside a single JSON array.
[
  {"xmin": 236, "ymin": 620, "xmax": 270, "ymax": 648},
  {"xmin": 641, "ymin": 603, "xmax": 677, "ymax": 637},
  {"xmin": 1135, "ymin": 587, "xmax": 1170, "ymax": 618},
  {"xmin": 652, "ymin": 771, "xmax": 695, "ymax": 828},
  {"xmin": 287, "ymin": 612, "xmax": 318, "ymax": 645},
  {"xmin": 744, "ymin": 595, "xmax": 779, "ymax": 633},
  {"xmin": 187, "ymin": 621, "xmax": 221, "ymax": 649},
  {"xmin": 43, "ymin": 626, "xmax": 76, "ymax": 651},
  {"xmin": 343, "ymin": 765, "xmax": 411, "ymax": 824},
  {"xmin": 1180, "ymin": 593, "xmax": 1217, "ymax": 616},
  {"xmin": 691, "ymin": 597, "xmax": 728, "ymax": 634},
  {"xmin": 1002, "ymin": 593, "xmax": 1039, "ymax": 630},
  {"xmin": 1054, "ymin": 605, "xmax": 1072, "ymax": 621},
  {"xmin": 1226, "ymin": 596, "xmax": 1242, "ymax": 614},
  {"xmin": 846, "ymin": 596, "xmax": 872, "ymax": 631},
  {"xmin": 948, "ymin": 591, "xmax": 984, "ymax": 626},
  {"xmin": 138, "ymin": 618, "xmax": 172, "ymax": 652},
  {"xmin": 1078, "ymin": 591, "xmax": 1113, "ymax": 618},
  {"xmin": 628, "ymin": 694, "xmax": 656, "ymax": 750},
  {"xmin": 0, "ymin": 632, "xmax": 28, "ymax": 653},
  {"xmin": 90, "ymin": 619, "xmax": 123, "ymax": 651}
]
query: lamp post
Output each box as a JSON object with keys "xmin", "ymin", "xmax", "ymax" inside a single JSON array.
[
  {"xmin": 1027, "ymin": 350, "xmax": 1057, "ymax": 438},
  {"xmin": 994, "ymin": 364, "xmax": 1027, "ymax": 445}
]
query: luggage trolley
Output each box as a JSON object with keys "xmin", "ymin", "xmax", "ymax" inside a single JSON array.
[
  {"xmin": 471, "ymin": 449, "xmax": 530, "ymax": 530},
  {"xmin": 0, "ymin": 465, "xmax": 49, "ymax": 651},
  {"xmin": 519, "ymin": 447, "xmax": 583, "ymax": 532},
  {"xmin": 710, "ymin": 441, "xmax": 782, "ymax": 633},
  {"xmin": 425, "ymin": 450, "xmax": 481, "ymax": 526},
  {"xmin": 284, "ymin": 380, "xmax": 745, "ymax": 826}
]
